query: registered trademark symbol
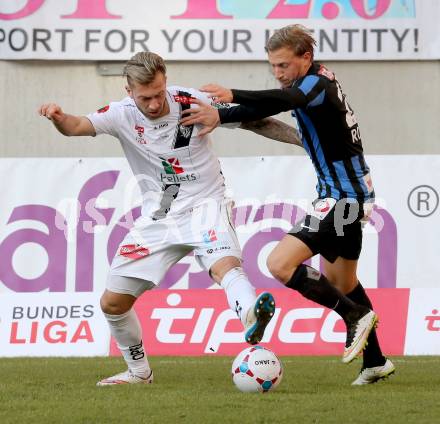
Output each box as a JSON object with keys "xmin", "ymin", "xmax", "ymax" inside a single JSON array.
[{"xmin": 407, "ymin": 185, "xmax": 439, "ymax": 217}]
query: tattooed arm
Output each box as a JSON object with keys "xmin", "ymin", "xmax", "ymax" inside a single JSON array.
[{"xmin": 239, "ymin": 117, "xmax": 302, "ymax": 147}]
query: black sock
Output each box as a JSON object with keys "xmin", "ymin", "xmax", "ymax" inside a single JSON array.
[
  {"xmin": 346, "ymin": 282, "xmax": 386, "ymax": 368},
  {"xmin": 286, "ymin": 264, "xmax": 364, "ymax": 323}
]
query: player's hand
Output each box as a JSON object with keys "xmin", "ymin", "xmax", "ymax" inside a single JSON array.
[
  {"xmin": 200, "ymin": 84, "xmax": 233, "ymax": 103},
  {"xmin": 38, "ymin": 103, "xmax": 65, "ymax": 123},
  {"xmin": 180, "ymin": 98, "xmax": 220, "ymax": 137}
]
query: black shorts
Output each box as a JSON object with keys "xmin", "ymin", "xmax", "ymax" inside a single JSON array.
[{"xmin": 288, "ymin": 198, "xmax": 370, "ymax": 263}]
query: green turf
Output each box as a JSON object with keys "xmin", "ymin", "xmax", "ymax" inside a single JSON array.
[{"xmin": 0, "ymin": 356, "xmax": 439, "ymax": 424}]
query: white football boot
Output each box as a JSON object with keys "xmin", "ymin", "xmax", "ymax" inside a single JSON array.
[
  {"xmin": 97, "ymin": 369, "xmax": 153, "ymax": 386},
  {"xmin": 352, "ymin": 359, "xmax": 395, "ymax": 385},
  {"xmin": 342, "ymin": 310, "xmax": 378, "ymax": 364},
  {"xmin": 244, "ymin": 292, "xmax": 275, "ymax": 345}
]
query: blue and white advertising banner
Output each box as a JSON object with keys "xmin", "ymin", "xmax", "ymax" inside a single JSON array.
[{"xmin": 0, "ymin": 0, "xmax": 439, "ymax": 60}]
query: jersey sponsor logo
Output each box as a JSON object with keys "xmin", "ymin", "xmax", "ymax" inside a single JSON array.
[
  {"xmin": 206, "ymin": 245, "xmax": 231, "ymax": 254},
  {"xmin": 119, "ymin": 244, "xmax": 150, "ymax": 259},
  {"xmin": 173, "ymin": 95, "xmax": 196, "ymax": 105},
  {"xmin": 203, "ymin": 229, "xmax": 218, "ymax": 244},
  {"xmin": 135, "ymin": 125, "xmax": 147, "ymax": 144},
  {"xmin": 97, "ymin": 105, "xmax": 110, "ymax": 113},
  {"xmin": 154, "ymin": 122, "xmax": 169, "ymax": 130},
  {"xmin": 318, "ymin": 65, "xmax": 335, "ymax": 81},
  {"xmin": 160, "ymin": 157, "xmax": 184, "ymax": 175},
  {"xmin": 159, "ymin": 156, "xmax": 198, "ymax": 183},
  {"xmin": 160, "ymin": 173, "xmax": 197, "ymax": 183}
]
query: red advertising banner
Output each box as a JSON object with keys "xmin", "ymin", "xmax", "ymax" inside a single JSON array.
[{"xmin": 110, "ymin": 288, "xmax": 410, "ymax": 356}]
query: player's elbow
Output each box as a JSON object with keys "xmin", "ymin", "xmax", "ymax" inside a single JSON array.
[
  {"xmin": 54, "ymin": 126, "xmax": 73, "ymax": 137},
  {"xmin": 60, "ymin": 129, "xmax": 75, "ymax": 137}
]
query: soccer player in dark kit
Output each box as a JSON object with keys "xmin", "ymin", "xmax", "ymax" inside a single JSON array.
[{"xmin": 181, "ymin": 24, "xmax": 395, "ymax": 385}]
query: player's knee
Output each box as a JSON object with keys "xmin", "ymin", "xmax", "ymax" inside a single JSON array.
[
  {"xmin": 100, "ymin": 295, "xmax": 130, "ymax": 315},
  {"xmin": 266, "ymin": 255, "xmax": 294, "ymax": 284},
  {"xmin": 209, "ymin": 256, "xmax": 241, "ymax": 283},
  {"xmin": 209, "ymin": 267, "xmax": 223, "ymax": 283}
]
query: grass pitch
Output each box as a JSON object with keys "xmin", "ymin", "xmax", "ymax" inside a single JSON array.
[{"xmin": 0, "ymin": 356, "xmax": 439, "ymax": 424}]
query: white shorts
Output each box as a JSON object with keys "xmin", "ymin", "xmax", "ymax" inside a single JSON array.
[{"xmin": 108, "ymin": 199, "xmax": 241, "ymax": 292}]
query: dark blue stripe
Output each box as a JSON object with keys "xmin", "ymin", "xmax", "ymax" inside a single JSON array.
[
  {"xmin": 333, "ymin": 160, "xmax": 356, "ymax": 197},
  {"xmin": 351, "ymin": 155, "xmax": 370, "ymax": 198},
  {"xmin": 359, "ymin": 155, "xmax": 370, "ymax": 173},
  {"xmin": 297, "ymin": 109, "xmax": 339, "ymax": 198},
  {"xmin": 291, "ymin": 111, "xmax": 324, "ymax": 197}
]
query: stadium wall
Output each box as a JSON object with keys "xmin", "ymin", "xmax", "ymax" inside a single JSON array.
[{"xmin": 1, "ymin": 60, "xmax": 439, "ymax": 157}]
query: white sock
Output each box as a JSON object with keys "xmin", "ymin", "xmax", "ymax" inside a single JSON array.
[
  {"xmin": 220, "ymin": 267, "xmax": 256, "ymax": 327},
  {"xmin": 104, "ymin": 309, "xmax": 150, "ymax": 378}
]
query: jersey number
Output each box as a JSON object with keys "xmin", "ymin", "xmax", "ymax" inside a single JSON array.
[{"xmin": 336, "ymin": 81, "xmax": 360, "ymax": 143}]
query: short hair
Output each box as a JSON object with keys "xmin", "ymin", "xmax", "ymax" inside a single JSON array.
[
  {"xmin": 123, "ymin": 52, "xmax": 167, "ymax": 86},
  {"xmin": 265, "ymin": 24, "xmax": 316, "ymax": 59}
]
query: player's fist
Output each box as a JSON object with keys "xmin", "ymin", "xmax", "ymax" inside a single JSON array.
[
  {"xmin": 200, "ymin": 84, "xmax": 233, "ymax": 103},
  {"xmin": 38, "ymin": 103, "xmax": 65, "ymax": 122}
]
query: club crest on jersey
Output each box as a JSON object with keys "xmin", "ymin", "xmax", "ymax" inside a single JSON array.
[
  {"xmin": 97, "ymin": 105, "xmax": 110, "ymax": 113},
  {"xmin": 178, "ymin": 124, "xmax": 192, "ymax": 139},
  {"xmin": 135, "ymin": 125, "xmax": 147, "ymax": 144},
  {"xmin": 318, "ymin": 65, "xmax": 335, "ymax": 81}
]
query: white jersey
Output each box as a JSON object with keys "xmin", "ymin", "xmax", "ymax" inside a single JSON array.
[{"xmin": 87, "ymin": 86, "xmax": 226, "ymax": 219}]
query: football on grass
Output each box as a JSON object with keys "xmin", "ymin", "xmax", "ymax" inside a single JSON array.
[{"xmin": 231, "ymin": 346, "xmax": 283, "ymax": 393}]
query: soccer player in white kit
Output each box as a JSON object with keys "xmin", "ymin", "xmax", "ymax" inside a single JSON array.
[{"xmin": 38, "ymin": 52, "xmax": 299, "ymax": 386}]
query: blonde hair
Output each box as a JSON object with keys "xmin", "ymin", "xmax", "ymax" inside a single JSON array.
[
  {"xmin": 266, "ymin": 24, "xmax": 316, "ymax": 59},
  {"xmin": 123, "ymin": 52, "xmax": 167, "ymax": 86}
]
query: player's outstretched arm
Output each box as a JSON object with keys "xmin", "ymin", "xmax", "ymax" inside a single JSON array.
[
  {"xmin": 38, "ymin": 103, "xmax": 95, "ymax": 137},
  {"xmin": 180, "ymin": 98, "xmax": 221, "ymax": 137},
  {"xmin": 199, "ymin": 84, "xmax": 233, "ymax": 103},
  {"xmin": 240, "ymin": 118, "xmax": 302, "ymax": 147}
]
